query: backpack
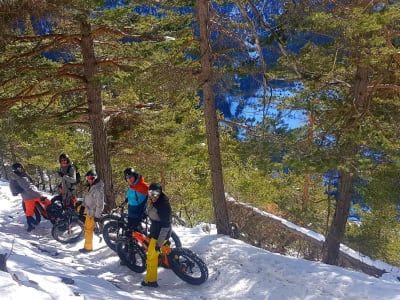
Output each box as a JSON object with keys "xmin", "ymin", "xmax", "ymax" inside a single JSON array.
[{"xmin": 67, "ymin": 164, "xmax": 81, "ymax": 184}]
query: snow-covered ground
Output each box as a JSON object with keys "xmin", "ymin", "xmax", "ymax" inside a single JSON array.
[{"xmin": 1, "ymin": 178, "xmax": 400, "ymax": 299}]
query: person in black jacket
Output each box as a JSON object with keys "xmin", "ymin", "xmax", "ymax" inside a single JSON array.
[
  {"xmin": 58, "ymin": 153, "xmax": 78, "ymax": 207},
  {"xmin": 141, "ymin": 182, "xmax": 172, "ymax": 288}
]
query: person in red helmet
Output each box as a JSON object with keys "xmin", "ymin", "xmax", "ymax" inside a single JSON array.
[{"xmin": 79, "ymin": 169, "xmax": 104, "ymax": 253}]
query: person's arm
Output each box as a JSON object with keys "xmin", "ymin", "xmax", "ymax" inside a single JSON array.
[
  {"xmin": 158, "ymin": 200, "xmax": 172, "ymax": 226},
  {"xmin": 63, "ymin": 165, "xmax": 77, "ymax": 184},
  {"xmin": 156, "ymin": 200, "xmax": 172, "ymax": 247},
  {"xmin": 94, "ymin": 184, "xmax": 105, "ymax": 218},
  {"xmin": 9, "ymin": 180, "xmax": 21, "ymax": 196},
  {"xmin": 18, "ymin": 176, "xmax": 40, "ymax": 193},
  {"xmin": 156, "ymin": 226, "xmax": 171, "ymax": 248}
]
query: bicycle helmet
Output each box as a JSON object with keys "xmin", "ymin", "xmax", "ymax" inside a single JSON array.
[
  {"xmin": 85, "ymin": 169, "xmax": 97, "ymax": 177},
  {"xmin": 12, "ymin": 162, "xmax": 24, "ymax": 173},
  {"xmin": 148, "ymin": 182, "xmax": 162, "ymax": 197},
  {"xmin": 59, "ymin": 153, "xmax": 70, "ymax": 163},
  {"xmin": 123, "ymin": 167, "xmax": 136, "ymax": 181}
]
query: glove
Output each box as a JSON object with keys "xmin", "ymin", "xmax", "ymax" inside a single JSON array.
[
  {"xmin": 94, "ymin": 217, "xmax": 101, "ymax": 222},
  {"xmin": 40, "ymin": 196, "xmax": 48, "ymax": 202},
  {"xmin": 58, "ymin": 171, "xmax": 64, "ymax": 177},
  {"xmin": 124, "ymin": 197, "xmax": 128, "ymax": 204},
  {"xmin": 155, "ymin": 245, "xmax": 162, "ymax": 254}
]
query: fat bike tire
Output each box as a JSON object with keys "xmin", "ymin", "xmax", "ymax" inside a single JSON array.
[
  {"xmin": 52, "ymin": 220, "xmax": 84, "ymax": 244},
  {"xmin": 103, "ymin": 221, "xmax": 124, "ymax": 252},
  {"xmin": 116, "ymin": 240, "xmax": 146, "ymax": 273},
  {"xmin": 170, "ymin": 230, "xmax": 182, "ymax": 248},
  {"xmin": 169, "ymin": 247, "xmax": 208, "ymax": 285}
]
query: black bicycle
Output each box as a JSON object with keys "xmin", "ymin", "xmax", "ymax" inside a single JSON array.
[
  {"xmin": 116, "ymin": 229, "xmax": 208, "ymax": 285},
  {"xmin": 51, "ymin": 205, "xmax": 84, "ymax": 244},
  {"xmin": 102, "ymin": 205, "xmax": 182, "ymax": 252}
]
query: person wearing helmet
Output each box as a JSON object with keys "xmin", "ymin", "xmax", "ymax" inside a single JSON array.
[
  {"xmin": 123, "ymin": 167, "xmax": 149, "ymax": 231},
  {"xmin": 141, "ymin": 182, "xmax": 172, "ymax": 288},
  {"xmin": 79, "ymin": 169, "xmax": 104, "ymax": 253},
  {"xmin": 58, "ymin": 153, "xmax": 78, "ymax": 207},
  {"xmin": 9, "ymin": 163, "xmax": 51, "ymax": 232}
]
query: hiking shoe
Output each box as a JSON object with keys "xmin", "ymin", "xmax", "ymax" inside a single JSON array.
[
  {"xmin": 27, "ymin": 225, "xmax": 35, "ymax": 232},
  {"xmin": 141, "ymin": 281, "xmax": 158, "ymax": 288},
  {"xmin": 78, "ymin": 248, "xmax": 92, "ymax": 254}
]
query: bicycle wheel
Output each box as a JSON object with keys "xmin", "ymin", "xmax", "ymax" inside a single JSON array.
[
  {"xmin": 116, "ymin": 240, "xmax": 146, "ymax": 273},
  {"xmin": 102, "ymin": 221, "xmax": 126, "ymax": 252},
  {"xmin": 52, "ymin": 219, "xmax": 84, "ymax": 244},
  {"xmin": 100, "ymin": 214, "xmax": 119, "ymax": 228},
  {"xmin": 170, "ymin": 230, "xmax": 182, "ymax": 248},
  {"xmin": 169, "ymin": 247, "xmax": 208, "ymax": 285}
]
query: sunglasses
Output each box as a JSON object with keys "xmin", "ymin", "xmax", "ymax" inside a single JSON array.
[
  {"xmin": 86, "ymin": 176, "xmax": 96, "ymax": 181},
  {"xmin": 125, "ymin": 174, "xmax": 135, "ymax": 180},
  {"xmin": 60, "ymin": 159, "xmax": 68, "ymax": 163},
  {"xmin": 148, "ymin": 190, "xmax": 160, "ymax": 197}
]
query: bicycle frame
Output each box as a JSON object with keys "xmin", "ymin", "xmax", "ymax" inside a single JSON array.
[
  {"xmin": 35, "ymin": 201, "xmax": 50, "ymax": 220},
  {"xmin": 131, "ymin": 230, "xmax": 171, "ymax": 267}
]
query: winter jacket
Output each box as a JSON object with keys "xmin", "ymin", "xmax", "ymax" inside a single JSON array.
[
  {"xmin": 146, "ymin": 192, "xmax": 172, "ymax": 247},
  {"xmin": 59, "ymin": 163, "xmax": 77, "ymax": 201},
  {"xmin": 83, "ymin": 178, "xmax": 104, "ymax": 218},
  {"xmin": 126, "ymin": 175, "xmax": 149, "ymax": 219},
  {"xmin": 9, "ymin": 172, "xmax": 41, "ymax": 200}
]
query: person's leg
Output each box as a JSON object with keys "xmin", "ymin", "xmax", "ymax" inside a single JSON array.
[
  {"xmin": 143, "ymin": 238, "xmax": 159, "ymax": 286},
  {"xmin": 24, "ymin": 199, "xmax": 38, "ymax": 231},
  {"xmin": 83, "ymin": 216, "xmax": 95, "ymax": 251}
]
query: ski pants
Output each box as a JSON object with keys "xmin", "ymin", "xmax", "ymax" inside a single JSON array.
[
  {"xmin": 145, "ymin": 238, "xmax": 160, "ymax": 283},
  {"xmin": 83, "ymin": 216, "xmax": 95, "ymax": 251}
]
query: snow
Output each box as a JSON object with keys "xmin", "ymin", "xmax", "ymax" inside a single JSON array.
[{"xmin": 1, "ymin": 178, "xmax": 400, "ymax": 299}]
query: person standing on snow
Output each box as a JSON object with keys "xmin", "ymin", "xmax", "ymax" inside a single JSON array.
[
  {"xmin": 123, "ymin": 168, "xmax": 149, "ymax": 232},
  {"xmin": 79, "ymin": 169, "xmax": 104, "ymax": 253},
  {"xmin": 141, "ymin": 182, "xmax": 172, "ymax": 288},
  {"xmin": 58, "ymin": 153, "xmax": 78, "ymax": 207},
  {"xmin": 9, "ymin": 162, "xmax": 51, "ymax": 232}
]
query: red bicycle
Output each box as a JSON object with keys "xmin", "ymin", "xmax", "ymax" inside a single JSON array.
[{"xmin": 116, "ymin": 229, "xmax": 208, "ymax": 285}]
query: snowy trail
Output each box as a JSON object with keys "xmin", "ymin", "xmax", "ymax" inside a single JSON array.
[{"xmin": 1, "ymin": 179, "xmax": 400, "ymax": 300}]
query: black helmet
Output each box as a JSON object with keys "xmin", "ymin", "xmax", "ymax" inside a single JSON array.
[
  {"xmin": 85, "ymin": 169, "xmax": 97, "ymax": 177},
  {"xmin": 12, "ymin": 162, "xmax": 24, "ymax": 173},
  {"xmin": 59, "ymin": 153, "xmax": 70, "ymax": 163},
  {"xmin": 149, "ymin": 182, "xmax": 162, "ymax": 197},
  {"xmin": 123, "ymin": 167, "xmax": 136, "ymax": 180}
]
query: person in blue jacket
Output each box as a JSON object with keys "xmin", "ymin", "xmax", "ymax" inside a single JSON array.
[{"xmin": 123, "ymin": 168, "xmax": 149, "ymax": 231}]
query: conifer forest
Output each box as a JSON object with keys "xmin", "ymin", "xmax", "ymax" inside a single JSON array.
[{"xmin": 1, "ymin": 1, "xmax": 400, "ymax": 266}]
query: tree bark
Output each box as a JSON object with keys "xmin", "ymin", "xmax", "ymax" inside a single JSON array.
[
  {"xmin": 0, "ymin": 253, "xmax": 8, "ymax": 272},
  {"xmin": 80, "ymin": 19, "xmax": 115, "ymax": 211},
  {"xmin": 197, "ymin": 0, "xmax": 230, "ymax": 234},
  {"xmin": 323, "ymin": 66, "xmax": 370, "ymax": 265},
  {"xmin": 323, "ymin": 170, "xmax": 353, "ymax": 264}
]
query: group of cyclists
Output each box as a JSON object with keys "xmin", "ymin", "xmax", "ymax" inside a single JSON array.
[{"xmin": 9, "ymin": 153, "xmax": 172, "ymax": 288}]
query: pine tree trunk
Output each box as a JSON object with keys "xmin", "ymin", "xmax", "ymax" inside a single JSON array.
[
  {"xmin": 197, "ymin": 0, "xmax": 230, "ymax": 234},
  {"xmin": 80, "ymin": 19, "xmax": 115, "ymax": 211},
  {"xmin": 0, "ymin": 254, "xmax": 8, "ymax": 272},
  {"xmin": 323, "ymin": 171, "xmax": 353, "ymax": 265}
]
